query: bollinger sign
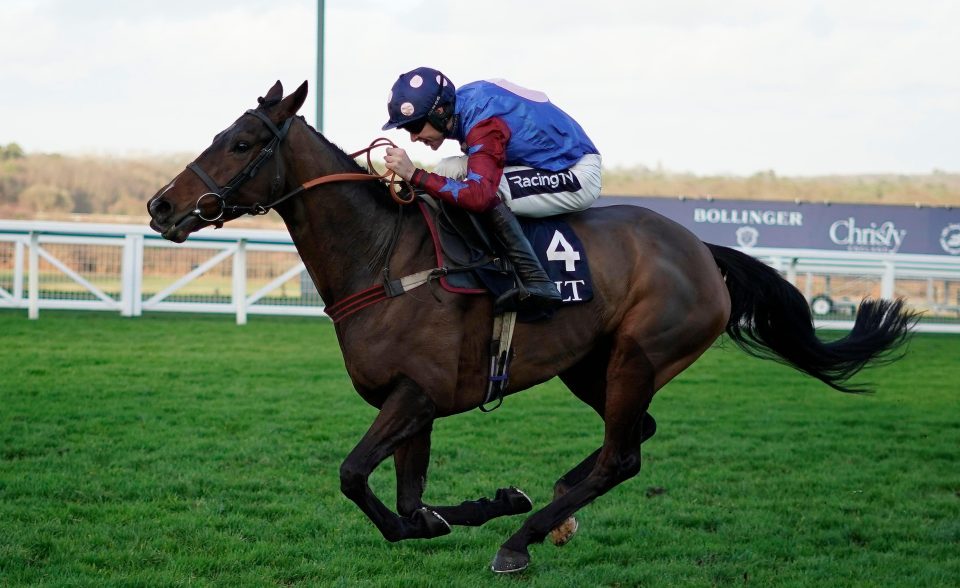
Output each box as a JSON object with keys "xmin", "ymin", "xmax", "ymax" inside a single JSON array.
[{"xmin": 598, "ymin": 195, "xmax": 960, "ymax": 257}]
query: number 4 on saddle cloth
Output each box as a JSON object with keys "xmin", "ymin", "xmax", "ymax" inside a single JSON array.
[{"xmin": 417, "ymin": 196, "xmax": 594, "ymax": 323}]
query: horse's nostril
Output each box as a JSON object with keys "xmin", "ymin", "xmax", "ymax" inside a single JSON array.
[{"xmin": 149, "ymin": 197, "xmax": 173, "ymax": 220}]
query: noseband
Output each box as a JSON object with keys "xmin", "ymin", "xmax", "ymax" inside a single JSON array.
[
  {"xmin": 186, "ymin": 111, "xmax": 414, "ymax": 223},
  {"xmin": 187, "ymin": 110, "xmax": 292, "ymax": 221}
]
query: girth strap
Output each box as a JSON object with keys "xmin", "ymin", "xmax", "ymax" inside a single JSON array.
[{"xmin": 324, "ymin": 268, "xmax": 441, "ymax": 323}]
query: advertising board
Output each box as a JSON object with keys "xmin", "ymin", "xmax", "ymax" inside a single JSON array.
[{"xmin": 599, "ymin": 196, "xmax": 960, "ymax": 257}]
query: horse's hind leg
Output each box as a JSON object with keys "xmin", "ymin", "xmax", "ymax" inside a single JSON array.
[
  {"xmin": 547, "ymin": 414, "xmax": 656, "ymax": 546},
  {"xmin": 555, "ymin": 354, "xmax": 659, "ymax": 497},
  {"xmin": 492, "ymin": 331, "xmax": 656, "ymax": 573},
  {"xmin": 394, "ymin": 429, "xmax": 533, "ymax": 526},
  {"xmin": 551, "ymin": 416, "xmax": 657, "ymax": 498},
  {"xmin": 548, "ymin": 355, "xmax": 657, "ymax": 546}
]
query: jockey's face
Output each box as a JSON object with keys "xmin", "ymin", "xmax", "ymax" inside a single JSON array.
[{"xmin": 408, "ymin": 120, "xmax": 446, "ymax": 151}]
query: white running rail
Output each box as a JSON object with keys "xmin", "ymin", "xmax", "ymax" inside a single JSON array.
[{"xmin": 2, "ymin": 220, "xmax": 959, "ymax": 332}]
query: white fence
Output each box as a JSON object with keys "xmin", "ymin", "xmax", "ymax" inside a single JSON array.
[
  {"xmin": 746, "ymin": 246, "xmax": 960, "ymax": 333},
  {"xmin": 0, "ymin": 220, "xmax": 323, "ymax": 325},
  {"xmin": 2, "ymin": 219, "xmax": 960, "ymax": 332}
]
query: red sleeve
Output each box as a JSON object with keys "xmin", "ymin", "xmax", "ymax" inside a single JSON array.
[{"xmin": 411, "ymin": 117, "xmax": 510, "ymax": 213}]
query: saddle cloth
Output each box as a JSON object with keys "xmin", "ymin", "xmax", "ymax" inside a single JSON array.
[{"xmin": 416, "ymin": 197, "xmax": 593, "ymax": 320}]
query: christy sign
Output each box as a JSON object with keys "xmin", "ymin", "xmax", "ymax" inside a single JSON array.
[{"xmin": 598, "ymin": 196, "xmax": 960, "ymax": 256}]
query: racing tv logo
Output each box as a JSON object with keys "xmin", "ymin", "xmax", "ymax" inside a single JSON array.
[{"xmin": 506, "ymin": 169, "xmax": 582, "ymax": 198}]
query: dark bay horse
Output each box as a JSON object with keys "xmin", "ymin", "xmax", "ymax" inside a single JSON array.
[{"xmin": 147, "ymin": 81, "xmax": 915, "ymax": 573}]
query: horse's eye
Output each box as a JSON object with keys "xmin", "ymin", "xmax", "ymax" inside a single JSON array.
[{"xmin": 233, "ymin": 141, "xmax": 251, "ymax": 153}]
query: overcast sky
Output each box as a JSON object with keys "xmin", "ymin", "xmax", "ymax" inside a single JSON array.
[{"xmin": 2, "ymin": 0, "xmax": 958, "ymax": 176}]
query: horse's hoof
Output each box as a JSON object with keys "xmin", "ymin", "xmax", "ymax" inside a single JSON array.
[
  {"xmin": 490, "ymin": 547, "xmax": 530, "ymax": 574},
  {"xmin": 411, "ymin": 507, "xmax": 451, "ymax": 538},
  {"xmin": 549, "ymin": 516, "xmax": 579, "ymax": 546},
  {"xmin": 496, "ymin": 487, "xmax": 534, "ymax": 514}
]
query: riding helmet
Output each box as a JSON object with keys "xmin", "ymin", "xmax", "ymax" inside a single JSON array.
[{"xmin": 382, "ymin": 67, "xmax": 456, "ymax": 132}]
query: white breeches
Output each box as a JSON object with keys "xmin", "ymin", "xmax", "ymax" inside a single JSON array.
[{"xmin": 431, "ymin": 153, "xmax": 602, "ymax": 218}]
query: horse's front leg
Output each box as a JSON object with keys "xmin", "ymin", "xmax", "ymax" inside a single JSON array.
[
  {"xmin": 339, "ymin": 377, "xmax": 450, "ymax": 542},
  {"xmin": 394, "ymin": 429, "xmax": 533, "ymax": 526}
]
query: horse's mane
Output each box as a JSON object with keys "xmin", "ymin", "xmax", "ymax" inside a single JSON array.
[
  {"xmin": 294, "ymin": 116, "xmax": 403, "ymax": 274},
  {"xmin": 295, "ymin": 116, "xmax": 396, "ymax": 195},
  {"xmin": 295, "ymin": 116, "xmax": 362, "ymax": 171}
]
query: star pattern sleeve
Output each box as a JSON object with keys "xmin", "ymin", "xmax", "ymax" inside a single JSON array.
[{"xmin": 411, "ymin": 117, "xmax": 511, "ymax": 213}]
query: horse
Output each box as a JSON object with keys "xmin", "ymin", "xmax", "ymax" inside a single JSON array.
[{"xmin": 147, "ymin": 81, "xmax": 916, "ymax": 574}]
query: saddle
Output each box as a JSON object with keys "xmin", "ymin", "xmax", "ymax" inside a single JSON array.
[
  {"xmin": 415, "ymin": 196, "xmax": 497, "ymax": 295},
  {"xmin": 415, "ymin": 196, "xmax": 594, "ymax": 322},
  {"xmin": 412, "ymin": 196, "xmax": 596, "ymax": 411}
]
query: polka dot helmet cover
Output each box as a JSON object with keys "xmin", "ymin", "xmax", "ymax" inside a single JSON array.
[{"xmin": 382, "ymin": 67, "xmax": 455, "ymax": 131}]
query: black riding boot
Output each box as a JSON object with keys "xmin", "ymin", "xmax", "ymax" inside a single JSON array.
[{"xmin": 484, "ymin": 202, "xmax": 562, "ymax": 313}]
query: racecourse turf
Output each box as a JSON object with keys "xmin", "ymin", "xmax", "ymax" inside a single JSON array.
[{"xmin": 0, "ymin": 310, "xmax": 957, "ymax": 587}]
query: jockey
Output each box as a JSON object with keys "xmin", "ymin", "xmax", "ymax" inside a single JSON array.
[{"xmin": 382, "ymin": 66, "xmax": 602, "ymax": 313}]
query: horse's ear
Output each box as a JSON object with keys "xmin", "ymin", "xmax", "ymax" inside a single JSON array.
[
  {"xmin": 275, "ymin": 80, "xmax": 309, "ymax": 119},
  {"xmin": 258, "ymin": 81, "xmax": 284, "ymax": 107}
]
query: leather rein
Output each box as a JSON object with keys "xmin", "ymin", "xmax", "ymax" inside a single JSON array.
[{"xmin": 186, "ymin": 110, "xmax": 414, "ymax": 224}]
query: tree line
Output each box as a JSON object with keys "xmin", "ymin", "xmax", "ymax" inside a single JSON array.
[
  {"xmin": 0, "ymin": 145, "xmax": 186, "ymax": 220},
  {"xmin": 1, "ymin": 145, "xmax": 956, "ymax": 222}
]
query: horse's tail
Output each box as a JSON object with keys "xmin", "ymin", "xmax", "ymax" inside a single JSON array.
[{"xmin": 706, "ymin": 243, "xmax": 918, "ymax": 393}]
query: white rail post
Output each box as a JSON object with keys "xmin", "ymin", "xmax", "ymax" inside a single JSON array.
[
  {"xmin": 786, "ymin": 257, "xmax": 798, "ymax": 286},
  {"xmin": 13, "ymin": 240, "xmax": 25, "ymax": 302},
  {"xmin": 121, "ymin": 234, "xmax": 145, "ymax": 317},
  {"xmin": 28, "ymin": 232, "xmax": 39, "ymax": 320},
  {"xmin": 771, "ymin": 255, "xmax": 783, "ymax": 273},
  {"xmin": 881, "ymin": 260, "xmax": 895, "ymax": 299},
  {"xmin": 132, "ymin": 235, "xmax": 144, "ymax": 316},
  {"xmin": 233, "ymin": 239, "xmax": 248, "ymax": 325}
]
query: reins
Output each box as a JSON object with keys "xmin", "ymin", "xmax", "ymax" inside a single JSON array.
[
  {"xmin": 266, "ymin": 137, "xmax": 416, "ymax": 212},
  {"xmin": 188, "ymin": 112, "xmax": 415, "ymax": 223},
  {"xmin": 186, "ymin": 112, "xmax": 446, "ymax": 325}
]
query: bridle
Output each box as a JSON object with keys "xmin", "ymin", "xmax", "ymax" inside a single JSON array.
[{"xmin": 186, "ymin": 110, "xmax": 414, "ymax": 224}]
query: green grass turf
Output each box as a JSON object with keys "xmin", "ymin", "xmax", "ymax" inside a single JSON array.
[{"xmin": 1, "ymin": 310, "xmax": 957, "ymax": 587}]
